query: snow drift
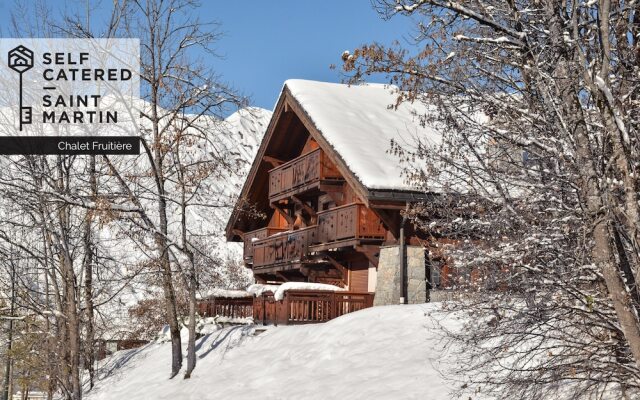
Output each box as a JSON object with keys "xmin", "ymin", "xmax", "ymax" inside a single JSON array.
[{"xmin": 85, "ymin": 304, "xmax": 468, "ymax": 400}]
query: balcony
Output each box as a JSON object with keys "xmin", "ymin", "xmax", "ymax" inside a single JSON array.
[
  {"xmin": 252, "ymin": 226, "xmax": 318, "ymax": 268},
  {"xmin": 243, "ymin": 227, "xmax": 288, "ymax": 262},
  {"xmin": 247, "ymin": 203, "xmax": 385, "ymax": 270},
  {"xmin": 314, "ymin": 203, "xmax": 386, "ymax": 250},
  {"xmin": 268, "ymin": 148, "xmax": 343, "ymax": 202}
]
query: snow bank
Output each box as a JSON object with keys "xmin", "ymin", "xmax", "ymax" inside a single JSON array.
[
  {"xmin": 195, "ymin": 288, "xmax": 252, "ymax": 300},
  {"xmin": 273, "ymin": 282, "xmax": 345, "ymax": 301},
  {"xmin": 86, "ymin": 304, "xmax": 467, "ymax": 400},
  {"xmin": 246, "ymin": 283, "xmax": 280, "ymax": 296},
  {"xmin": 284, "ymin": 80, "xmax": 440, "ymax": 191}
]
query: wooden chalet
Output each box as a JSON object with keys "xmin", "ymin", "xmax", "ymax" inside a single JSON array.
[{"xmin": 226, "ymin": 80, "xmax": 438, "ymax": 305}]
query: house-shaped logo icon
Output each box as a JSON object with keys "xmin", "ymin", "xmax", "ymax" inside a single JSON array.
[{"xmin": 8, "ymin": 45, "xmax": 34, "ymax": 73}]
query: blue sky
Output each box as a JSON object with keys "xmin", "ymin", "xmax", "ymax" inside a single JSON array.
[
  {"xmin": 205, "ymin": 1, "xmax": 413, "ymax": 110},
  {"xmin": 0, "ymin": 1, "xmax": 414, "ymax": 112}
]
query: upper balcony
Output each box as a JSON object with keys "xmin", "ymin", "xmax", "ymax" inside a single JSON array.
[
  {"xmin": 268, "ymin": 148, "xmax": 343, "ymax": 203},
  {"xmin": 246, "ymin": 203, "xmax": 385, "ymax": 270}
]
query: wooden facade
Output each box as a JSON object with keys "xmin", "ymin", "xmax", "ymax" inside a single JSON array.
[{"xmin": 225, "ymin": 85, "xmax": 435, "ymax": 295}]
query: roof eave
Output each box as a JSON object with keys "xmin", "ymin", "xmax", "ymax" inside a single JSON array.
[{"xmin": 224, "ymin": 87, "xmax": 290, "ymax": 242}]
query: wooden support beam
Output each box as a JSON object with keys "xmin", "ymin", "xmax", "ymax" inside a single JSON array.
[
  {"xmin": 263, "ymin": 155, "xmax": 284, "ymax": 168},
  {"xmin": 356, "ymin": 245, "xmax": 380, "ymax": 267},
  {"xmin": 271, "ymin": 204, "xmax": 295, "ymax": 225},
  {"xmin": 368, "ymin": 201, "xmax": 409, "ymax": 210},
  {"xmin": 275, "ymin": 272, "xmax": 290, "ymax": 282},
  {"xmin": 291, "ymin": 195, "xmax": 317, "ymax": 220},
  {"xmin": 375, "ymin": 208, "xmax": 400, "ymax": 240},
  {"xmin": 319, "ymin": 184, "xmax": 345, "ymax": 195},
  {"xmin": 325, "ymin": 255, "xmax": 348, "ymax": 281},
  {"xmin": 232, "ymin": 229, "xmax": 245, "ymax": 238}
]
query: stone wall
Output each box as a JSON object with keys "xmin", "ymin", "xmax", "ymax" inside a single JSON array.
[
  {"xmin": 406, "ymin": 246, "xmax": 428, "ymax": 304},
  {"xmin": 373, "ymin": 245, "xmax": 427, "ymax": 306}
]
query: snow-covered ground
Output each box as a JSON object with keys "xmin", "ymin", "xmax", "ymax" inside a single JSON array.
[{"xmin": 85, "ymin": 304, "xmax": 469, "ymax": 400}]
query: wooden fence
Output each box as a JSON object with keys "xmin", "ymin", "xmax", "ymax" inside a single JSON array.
[
  {"xmin": 197, "ymin": 297, "xmax": 254, "ymax": 319},
  {"xmin": 197, "ymin": 290, "xmax": 374, "ymax": 325},
  {"xmin": 253, "ymin": 290, "xmax": 374, "ymax": 326}
]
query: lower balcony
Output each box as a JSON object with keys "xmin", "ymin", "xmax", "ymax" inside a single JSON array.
[
  {"xmin": 243, "ymin": 227, "xmax": 288, "ymax": 263},
  {"xmin": 247, "ymin": 203, "xmax": 385, "ymax": 270},
  {"xmin": 252, "ymin": 226, "xmax": 317, "ymax": 268}
]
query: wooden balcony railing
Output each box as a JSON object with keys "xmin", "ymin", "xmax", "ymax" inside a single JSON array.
[
  {"xmin": 268, "ymin": 148, "xmax": 342, "ymax": 200},
  {"xmin": 253, "ymin": 290, "xmax": 374, "ymax": 325},
  {"xmin": 252, "ymin": 226, "xmax": 318, "ymax": 268},
  {"xmin": 316, "ymin": 203, "xmax": 385, "ymax": 243},
  {"xmin": 243, "ymin": 227, "xmax": 287, "ymax": 261},
  {"xmin": 247, "ymin": 204, "xmax": 385, "ymax": 268}
]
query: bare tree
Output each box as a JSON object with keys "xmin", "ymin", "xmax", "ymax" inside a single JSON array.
[{"xmin": 343, "ymin": 0, "xmax": 640, "ymax": 397}]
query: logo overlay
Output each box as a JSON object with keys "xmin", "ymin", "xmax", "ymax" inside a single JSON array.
[{"xmin": 0, "ymin": 38, "xmax": 140, "ymax": 155}]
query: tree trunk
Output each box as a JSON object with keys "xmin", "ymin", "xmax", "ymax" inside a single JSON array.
[
  {"xmin": 184, "ymin": 275, "xmax": 197, "ymax": 379},
  {"xmin": 154, "ymin": 128, "xmax": 183, "ymax": 378},
  {"xmin": 56, "ymin": 160, "xmax": 82, "ymax": 400},
  {"xmin": 159, "ymin": 249, "xmax": 183, "ymax": 379},
  {"xmin": 83, "ymin": 155, "xmax": 97, "ymax": 390},
  {"xmin": 1, "ymin": 261, "xmax": 16, "ymax": 400},
  {"xmin": 572, "ymin": 96, "xmax": 640, "ymax": 366}
]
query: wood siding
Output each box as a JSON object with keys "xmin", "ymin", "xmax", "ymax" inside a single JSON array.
[{"xmin": 349, "ymin": 267, "xmax": 369, "ymax": 292}]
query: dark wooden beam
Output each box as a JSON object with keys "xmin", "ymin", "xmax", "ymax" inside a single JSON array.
[
  {"xmin": 368, "ymin": 201, "xmax": 408, "ymax": 210},
  {"xmin": 232, "ymin": 229, "xmax": 245, "ymax": 238},
  {"xmin": 291, "ymin": 195, "xmax": 317, "ymax": 219},
  {"xmin": 319, "ymin": 183, "xmax": 345, "ymax": 194},
  {"xmin": 355, "ymin": 245, "xmax": 380, "ymax": 267},
  {"xmin": 300, "ymin": 266, "xmax": 310, "ymax": 276},
  {"xmin": 375, "ymin": 208, "xmax": 400, "ymax": 240},
  {"xmin": 325, "ymin": 255, "xmax": 348, "ymax": 280},
  {"xmin": 275, "ymin": 272, "xmax": 290, "ymax": 282},
  {"xmin": 271, "ymin": 204, "xmax": 294, "ymax": 225},
  {"xmin": 263, "ymin": 155, "xmax": 284, "ymax": 168}
]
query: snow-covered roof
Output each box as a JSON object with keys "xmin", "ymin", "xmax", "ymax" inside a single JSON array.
[
  {"xmin": 246, "ymin": 283, "xmax": 280, "ymax": 297},
  {"xmin": 284, "ymin": 79, "xmax": 441, "ymax": 191},
  {"xmin": 273, "ymin": 282, "xmax": 345, "ymax": 301},
  {"xmin": 196, "ymin": 288, "xmax": 253, "ymax": 300}
]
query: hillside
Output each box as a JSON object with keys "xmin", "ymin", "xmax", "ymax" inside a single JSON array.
[{"xmin": 85, "ymin": 304, "xmax": 469, "ymax": 400}]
